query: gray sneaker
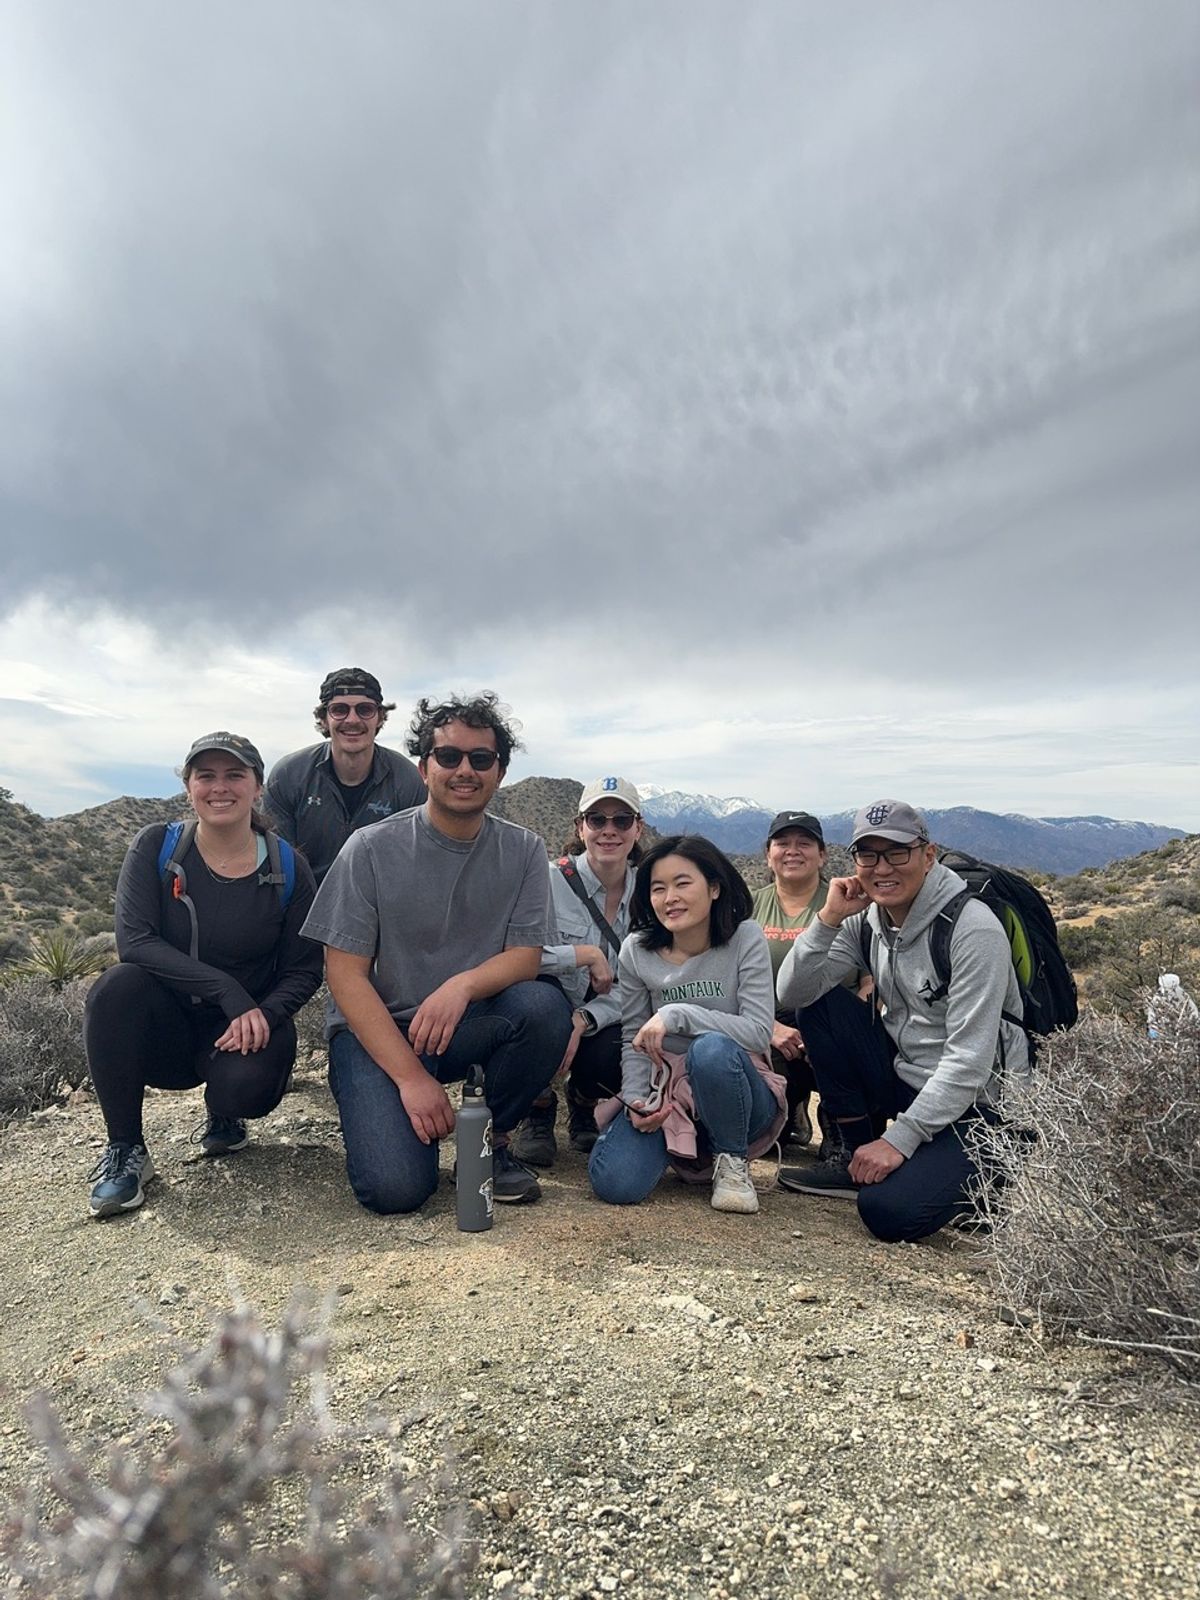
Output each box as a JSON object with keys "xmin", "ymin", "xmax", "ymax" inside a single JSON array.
[
  {"xmin": 510, "ymin": 1093, "xmax": 557, "ymax": 1168},
  {"xmin": 89, "ymin": 1142, "xmax": 155, "ymax": 1218},
  {"xmin": 196, "ymin": 1114, "xmax": 249, "ymax": 1156},
  {"xmin": 779, "ymin": 1147, "xmax": 860, "ymax": 1199},
  {"xmin": 492, "ymin": 1146, "xmax": 542, "ymax": 1204}
]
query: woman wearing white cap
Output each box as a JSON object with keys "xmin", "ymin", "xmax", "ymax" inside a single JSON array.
[
  {"xmin": 82, "ymin": 732, "xmax": 322, "ymax": 1220},
  {"xmin": 512, "ymin": 777, "xmax": 645, "ymax": 1166}
]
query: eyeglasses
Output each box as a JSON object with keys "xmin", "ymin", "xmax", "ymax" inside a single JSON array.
[
  {"xmin": 851, "ymin": 843, "xmax": 926, "ymax": 867},
  {"xmin": 428, "ymin": 746, "xmax": 501, "ymax": 771},
  {"xmin": 582, "ymin": 812, "xmax": 638, "ymax": 831},
  {"xmin": 326, "ymin": 702, "xmax": 380, "ymax": 720}
]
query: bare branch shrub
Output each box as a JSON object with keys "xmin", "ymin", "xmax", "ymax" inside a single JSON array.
[
  {"xmin": 293, "ymin": 984, "xmax": 331, "ymax": 1068},
  {"xmin": 0, "ymin": 976, "xmax": 91, "ymax": 1116},
  {"xmin": 2, "ymin": 1298, "xmax": 473, "ymax": 1599},
  {"xmin": 975, "ymin": 1005, "xmax": 1199, "ymax": 1378}
]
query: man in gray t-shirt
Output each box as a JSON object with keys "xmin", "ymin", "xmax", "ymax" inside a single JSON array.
[{"xmin": 302, "ymin": 694, "xmax": 572, "ymax": 1213}]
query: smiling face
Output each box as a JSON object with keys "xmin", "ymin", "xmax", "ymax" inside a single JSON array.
[
  {"xmin": 577, "ymin": 805, "xmax": 643, "ymax": 873},
  {"xmin": 767, "ymin": 827, "xmax": 825, "ymax": 893},
  {"xmin": 648, "ymin": 852, "xmax": 719, "ymax": 945},
  {"xmin": 321, "ymin": 695, "xmax": 382, "ymax": 761},
  {"xmin": 419, "ymin": 718, "xmax": 504, "ymax": 825},
  {"xmin": 185, "ymin": 752, "xmax": 262, "ymax": 829},
  {"xmin": 852, "ymin": 835, "xmax": 937, "ymax": 924}
]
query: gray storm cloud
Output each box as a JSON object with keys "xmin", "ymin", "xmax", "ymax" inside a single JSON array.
[{"xmin": 2, "ymin": 0, "xmax": 1197, "ymax": 687}]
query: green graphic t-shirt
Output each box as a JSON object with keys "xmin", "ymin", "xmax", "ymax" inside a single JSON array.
[{"xmin": 751, "ymin": 880, "xmax": 828, "ymax": 984}]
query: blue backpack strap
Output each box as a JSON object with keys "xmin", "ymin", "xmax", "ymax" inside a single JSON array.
[
  {"xmin": 258, "ymin": 830, "xmax": 295, "ymax": 909},
  {"xmin": 157, "ymin": 819, "xmax": 187, "ymax": 880}
]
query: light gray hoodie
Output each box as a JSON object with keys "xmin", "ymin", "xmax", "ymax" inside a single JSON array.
[{"xmin": 776, "ymin": 861, "xmax": 1028, "ymax": 1158}]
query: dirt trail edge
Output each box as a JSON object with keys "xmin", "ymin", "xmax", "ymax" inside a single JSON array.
[{"xmin": 1, "ymin": 1070, "xmax": 1195, "ymax": 1600}]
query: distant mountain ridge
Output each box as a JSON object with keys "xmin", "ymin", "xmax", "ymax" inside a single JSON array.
[{"xmin": 636, "ymin": 790, "xmax": 1185, "ymax": 874}]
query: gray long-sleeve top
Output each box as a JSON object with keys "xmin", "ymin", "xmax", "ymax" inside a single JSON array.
[
  {"xmin": 776, "ymin": 861, "xmax": 1028, "ymax": 1157},
  {"xmin": 538, "ymin": 854, "xmax": 636, "ymax": 1032},
  {"xmin": 618, "ymin": 920, "xmax": 774, "ymax": 1103},
  {"xmin": 114, "ymin": 823, "xmax": 323, "ymax": 1026}
]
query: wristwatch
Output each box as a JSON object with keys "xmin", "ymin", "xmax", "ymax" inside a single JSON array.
[{"xmin": 575, "ymin": 1008, "xmax": 598, "ymax": 1035}]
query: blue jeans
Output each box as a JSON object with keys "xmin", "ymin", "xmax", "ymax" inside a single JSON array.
[
  {"xmin": 329, "ymin": 980, "xmax": 571, "ymax": 1214},
  {"xmin": 588, "ymin": 1032, "xmax": 778, "ymax": 1206}
]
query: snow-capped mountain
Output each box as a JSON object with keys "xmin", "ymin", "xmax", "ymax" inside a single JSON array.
[
  {"xmin": 637, "ymin": 789, "xmax": 775, "ymax": 852},
  {"xmin": 636, "ymin": 794, "xmax": 1186, "ymax": 872}
]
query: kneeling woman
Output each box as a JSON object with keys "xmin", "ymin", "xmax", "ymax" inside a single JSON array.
[
  {"xmin": 588, "ymin": 836, "xmax": 785, "ymax": 1214},
  {"xmin": 83, "ymin": 733, "xmax": 322, "ymax": 1218}
]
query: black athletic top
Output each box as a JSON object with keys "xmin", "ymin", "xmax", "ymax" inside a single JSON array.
[{"xmin": 113, "ymin": 823, "xmax": 323, "ymax": 1026}]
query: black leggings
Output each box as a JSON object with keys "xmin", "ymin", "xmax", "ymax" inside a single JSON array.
[
  {"xmin": 568, "ymin": 1022, "xmax": 623, "ymax": 1103},
  {"xmin": 84, "ymin": 964, "xmax": 297, "ymax": 1146}
]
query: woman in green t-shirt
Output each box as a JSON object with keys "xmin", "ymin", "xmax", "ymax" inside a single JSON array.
[{"xmin": 750, "ymin": 810, "xmax": 829, "ymax": 1147}]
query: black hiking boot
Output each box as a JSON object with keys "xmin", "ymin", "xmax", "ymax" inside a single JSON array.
[{"xmin": 510, "ymin": 1093, "xmax": 557, "ymax": 1168}]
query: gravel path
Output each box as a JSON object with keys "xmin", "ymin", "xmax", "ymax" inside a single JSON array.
[{"xmin": 1, "ymin": 1067, "xmax": 1196, "ymax": 1599}]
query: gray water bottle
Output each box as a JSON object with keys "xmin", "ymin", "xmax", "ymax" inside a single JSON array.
[{"xmin": 456, "ymin": 1064, "xmax": 494, "ymax": 1232}]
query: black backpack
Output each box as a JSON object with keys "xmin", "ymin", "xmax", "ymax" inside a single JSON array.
[{"xmin": 860, "ymin": 848, "xmax": 1078, "ymax": 1041}]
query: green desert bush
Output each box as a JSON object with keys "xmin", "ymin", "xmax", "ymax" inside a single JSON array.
[
  {"xmin": 0, "ymin": 977, "xmax": 90, "ymax": 1116},
  {"xmin": 6, "ymin": 928, "xmax": 111, "ymax": 989},
  {"xmin": 976, "ymin": 1006, "xmax": 1199, "ymax": 1379},
  {"xmin": 2, "ymin": 1298, "xmax": 473, "ymax": 1599}
]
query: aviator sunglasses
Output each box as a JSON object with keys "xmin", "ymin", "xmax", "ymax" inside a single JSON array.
[
  {"xmin": 428, "ymin": 746, "xmax": 502, "ymax": 771},
  {"xmin": 326, "ymin": 701, "xmax": 380, "ymax": 720},
  {"xmin": 582, "ymin": 811, "xmax": 638, "ymax": 831}
]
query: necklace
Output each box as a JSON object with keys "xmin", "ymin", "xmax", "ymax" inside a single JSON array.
[{"xmin": 196, "ymin": 833, "xmax": 257, "ymax": 881}]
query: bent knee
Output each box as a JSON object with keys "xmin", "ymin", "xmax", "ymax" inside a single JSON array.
[
  {"xmin": 857, "ymin": 1185, "xmax": 927, "ymax": 1244},
  {"xmin": 85, "ymin": 962, "xmax": 160, "ymax": 1015},
  {"xmin": 686, "ymin": 1032, "xmax": 744, "ymax": 1074},
  {"xmin": 352, "ymin": 1172, "xmax": 438, "ymax": 1216}
]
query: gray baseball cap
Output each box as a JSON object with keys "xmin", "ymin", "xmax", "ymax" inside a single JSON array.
[
  {"xmin": 851, "ymin": 799, "xmax": 930, "ymax": 846},
  {"xmin": 182, "ymin": 731, "xmax": 265, "ymax": 781}
]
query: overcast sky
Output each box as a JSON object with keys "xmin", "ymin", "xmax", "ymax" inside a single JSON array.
[{"xmin": 2, "ymin": 1, "xmax": 1197, "ymax": 827}]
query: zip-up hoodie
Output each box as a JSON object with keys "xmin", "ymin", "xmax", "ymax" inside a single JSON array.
[{"xmin": 776, "ymin": 861, "xmax": 1028, "ymax": 1158}]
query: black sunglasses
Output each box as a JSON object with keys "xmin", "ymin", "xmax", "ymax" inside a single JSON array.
[
  {"xmin": 850, "ymin": 843, "xmax": 925, "ymax": 866},
  {"xmin": 582, "ymin": 811, "xmax": 638, "ymax": 831},
  {"xmin": 326, "ymin": 701, "xmax": 380, "ymax": 720},
  {"xmin": 428, "ymin": 746, "xmax": 501, "ymax": 771}
]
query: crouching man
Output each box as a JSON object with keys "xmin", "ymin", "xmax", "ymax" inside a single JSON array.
[
  {"xmin": 302, "ymin": 693, "xmax": 573, "ymax": 1212},
  {"xmin": 776, "ymin": 800, "xmax": 1027, "ymax": 1242}
]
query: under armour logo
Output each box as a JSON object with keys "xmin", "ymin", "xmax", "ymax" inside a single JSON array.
[
  {"xmin": 602, "ymin": 777, "xmax": 618, "ymax": 791},
  {"xmin": 305, "ymin": 796, "xmax": 322, "ymax": 808},
  {"xmin": 866, "ymin": 803, "xmax": 891, "ymax": 826}
]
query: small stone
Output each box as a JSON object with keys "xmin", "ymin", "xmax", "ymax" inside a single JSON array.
[
  {"xmin": 996, "ymin": 1477, "xmax": 1024, "ymax": 1500},
  {"xmin": 599, "ymin": 1579, "xmax": 619, "ymax": 1594},
  {"xmin": 788, "ymin": 1283, "xmax": 822, "ymax": 1303},
  {"xmin": 955, "ymin": 1329, "xmax": 975, "ymax": 1349}
]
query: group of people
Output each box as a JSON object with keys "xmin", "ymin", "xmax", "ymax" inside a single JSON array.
[{"xmin": 84, "ymin": 667, "xmax": 1029, "ymax": 1244}]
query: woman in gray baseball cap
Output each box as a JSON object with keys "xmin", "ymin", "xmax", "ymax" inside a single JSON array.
[{"xmin": 82, "ymin": 733, "xmax": 322, "ymax": 1220}]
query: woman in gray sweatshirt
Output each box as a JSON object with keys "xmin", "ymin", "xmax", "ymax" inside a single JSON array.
[{"xmin": 587, "ymin": 836, "xmax": 786, "ymax": 1214}]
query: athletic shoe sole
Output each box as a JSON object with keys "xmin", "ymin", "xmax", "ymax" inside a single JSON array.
[{"xmin": 200, "ymin": 1131, "xmax": 250, "ymax": 1156}]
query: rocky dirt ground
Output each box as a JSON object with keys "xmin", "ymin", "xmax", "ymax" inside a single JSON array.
[{"xmin": 0, "ymin": 1065, "xmax": 1196, "ymax": 1600}]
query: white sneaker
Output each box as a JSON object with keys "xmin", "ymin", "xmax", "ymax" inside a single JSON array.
[{"xmin": 710, "ymin": 1152, "xmax": 758, "ymax": 1214}]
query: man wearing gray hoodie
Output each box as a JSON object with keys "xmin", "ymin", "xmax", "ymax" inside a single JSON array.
[{"xmin": 776, "ymin": 800, "xmax": 1028, "ymax": 1242}]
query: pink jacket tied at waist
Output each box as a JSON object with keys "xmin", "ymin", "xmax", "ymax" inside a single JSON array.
[{"xmin": 595, "ymin": 1047, "xmax": 788, "ymax": 1183}]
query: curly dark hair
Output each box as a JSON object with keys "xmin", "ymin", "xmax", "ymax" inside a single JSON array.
[
  {"xmin": 405, "ymin": 693, "xmax": 523, "ymax": 771},
  {"xmin": 629, "ymin": 834, "xmax": 753, "ymax": 951}
]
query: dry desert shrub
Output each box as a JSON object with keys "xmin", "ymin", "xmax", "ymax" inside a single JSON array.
[
  {"xmin": 2, "ymin": 1298, "xmax": 473, "ymax": 1599},
  {"xmin": 0, "ymin": 975, "xmax": 90, "ymax": 1116},
  {"xmin": 975, "ymin": 1005, "xmax": 1199, "ymax": 1379}
]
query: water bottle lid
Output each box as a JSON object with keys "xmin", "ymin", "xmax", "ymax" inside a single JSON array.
[{"xmin": 464, "ymin": 1063, "xmax": 485, "ymax": 1097}]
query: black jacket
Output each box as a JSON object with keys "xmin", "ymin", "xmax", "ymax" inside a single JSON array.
[{"xmin": 265, "ymin": 742, "xmax": 427, "ymax": 883}]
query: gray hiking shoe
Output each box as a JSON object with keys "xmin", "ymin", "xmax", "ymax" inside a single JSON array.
[
  {"xmin": 89, "ymin": 1142, "xmax": 155, "ymax": 1218},
  {"xmin": 510, "ymin": 1093, "xmax": 557, "ymax": 1168},
  {"xmin": 196, "ymin": 1114, "xmax": 250, "ymax": 1156},
  {"xmin": 779, "ymin": 1146, "xmax": 859, "ymax": 1199},
  {"xmin": 492, "ymin": 1146, "xmax": 542, "ymax": 1204}
]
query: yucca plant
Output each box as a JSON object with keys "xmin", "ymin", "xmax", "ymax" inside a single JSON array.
[{"xmin": 6, "ymin": 928, "xmax": 110, "ymax": 990}]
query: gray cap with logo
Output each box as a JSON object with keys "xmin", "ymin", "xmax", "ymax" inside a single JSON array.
[{"xmin": 851, "ymin": 799, "xmax": 930, "ymax": 846}]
